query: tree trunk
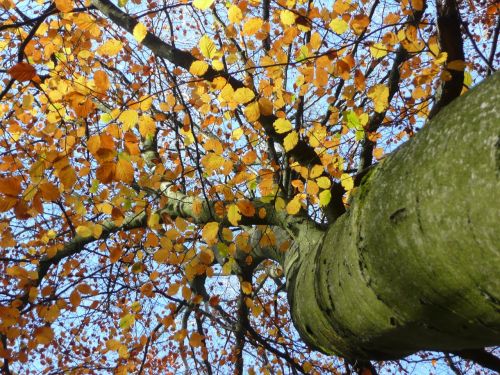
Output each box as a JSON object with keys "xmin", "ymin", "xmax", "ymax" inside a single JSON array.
[{"xmin": 283, "ymin": 72, "xmax": 500, "ymax": 360}]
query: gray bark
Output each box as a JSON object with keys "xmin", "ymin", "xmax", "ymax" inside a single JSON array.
[{"xmin": 282, "ymin": 72, "xmax": 500, "ymax": 360}]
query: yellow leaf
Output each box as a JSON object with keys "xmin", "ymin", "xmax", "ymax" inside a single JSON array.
[
  {"xmin": 93, "ymin": 224, "xmax": 103, "ymax": 239},
  {"xmin": 139, "ymin": 115, "xmax": 156, "ymax": 137},
  {"xmin": 202, "ymin": 222, "xmax": 219, "ymax": 244},
  {"xmin": 244, "ymin": 101, "xmax": 260, "ymax": 122},
  {"xmin": 319, "ymin": 189, "xmax": 331, "ymax": 207},
  {"xmin": 119, "ymin": 109, "xmax": 138, "ymax": 130},
  {"xmin": 280, "ymin": 10, "xmax": 297, "ymax": 26},
  {"xmin": 316, "ymin": 176, "xmax": 331, "ymax": 189},
  {"xmin": 286, "ymin": 196, "xmax": 301, "ymax": 214},
  {"xmin": 367, "ymin": 84, "xmax": 389, "ymax": 113},
  {"xmin": 97, "ymin": 39, "xmax": 123, "ymax": 56},
  {"xmin": 242, "ymin": 18, "xmax": 263, "ymax": 36},
  {"xmin": 133, "ymin": 22, "xmax": 148, "ymax": 43},
  {"xmin": 232, "ymin": 127, "xmax": 244, "ymax": 140},
  {"xmin": 370, "ymin": 43, "xmax": 387, "ymax": 59},
  {"xmin": 115, "ymin": 158, "xmax": 134, "ymax": 183},
  {"xmin": 341, "ymin": 173, "xmax": 354, "ymax": 191},
  {"xmin": 309, "ymin": 165, "xmax": 323, "ymax": 179},
  {"xmin": 76, "ymin": 225, "xmax": 92, "ymax": 238},
  {"xmin": 212, "ymin": 60, "xmax": 224, "ymax": 70},
  {"xmin": 241, "ymin": 281, "xmax": 252, "ymax": 295},
  {"xmin": 189, "ymin": 60, "xmax": 209, "ymax": 76},
  {"xmin": 227, "ymin": 204, "xmax": 241, "ymax": 226},
  {"xmin": 119, "ymin": 314, "xmax": 135, "ymax": 330},
  {"xmin": 233, "ymin": 87, "xmax": 255, "ymax": 105},
  {"xmin": 193, "ymin": 0, "xmax": 215, "ymax": 10},
  {"xmin": 273, "ymin": 118, "xmax": 292, "ymax": 134},
  {"xmin": 199, "ymin": 35, "xmax": 218, "ymax": 59},
  {"xmin": 434, "ymin": 52, "xmax": 448, "ymax": 65},
  {"xmin": 54, "ymin": 0, "xmax": 73, "ymax": 13},
  {"xmin": 228, "ymin": 5, "xmax": 243, "ymax": 23},
  {"xmin": 274, "ymin": 196, "xmax": 286, "ymax": 211},
  {"xmin": 148, "ymin": 213, "xmax": 160, "ymax": 229},
  {"xmin": 283, "ymin": 131, "xmax": 299, "ymax": 152},
  {"xmin": 329, "ymin": 18, "xmax": 348, "ymax": 34}
]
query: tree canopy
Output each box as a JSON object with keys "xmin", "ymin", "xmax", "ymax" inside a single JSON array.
[{"xmin": 0, "ymin": 0, "xmax": 498, "ymax": 374}]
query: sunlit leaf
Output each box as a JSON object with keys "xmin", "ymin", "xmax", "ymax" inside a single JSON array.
[
  {"xmin": 233, "ymin": 87, "xmax": 255, "ymax": 104},
  {"xmin": 367, "ymin": 84, "xmax": 389, "ymax": 113},
  {"xmin": 227, "ymin": 204, "xmax": 241, "ymax": 226},
  {"xmin": 76, "ymin": 225, "xmax": 92, "ymax": 238},
  {"xmin": 189, "ymin": 60, "xmax": 209, "ymax": 76},
  {"xmin": 329, "ymin": 18, "xmax": 348, "ymax": 34},
  {"xmin": 273, "ymin": 118, "xmax": 293, "ymax": 134},
  {"xmin": 228, "ymin": 5, "xmax": 243, "ymax": 23},
  {"xmin": 133, "ymin": 22, "xmax": 148, "ymax": 43},
  {"xmin": 283, "ymin": 131, "xmax": 299, "ymax": 151},
  {"xmin": 193, "ymin": 0, "xmax": 215, "ymax": 10},
  {"xmin": 242, "ymin": 18, "xmax": 263, "ymax": 36},
  {"xmin": 199, "ymin": 35, "xmax": 218, "ymax": 59},
  {"xmin": 97, "ymin": 39, "xmax": 123, "ymax": 56}
]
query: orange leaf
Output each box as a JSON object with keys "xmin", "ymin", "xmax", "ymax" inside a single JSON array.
[
  {"xmin": 115, "ymin": 158, "xmax": 134, "ymax": 183},
  {"xmin": 54, "ymin": 0, "xmax": 74, "ymax": 12},
  {"xmin": 0, "ymin": 176, "xmax": 22, "ymax": 196},
  {"xmin": 8, "ymin": 62, "xmax": 36, "ymax": 82}
]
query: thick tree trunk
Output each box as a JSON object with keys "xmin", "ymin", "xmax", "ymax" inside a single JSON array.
[{"xmin": 284, "ymin": 72, "xmax": 500, "ymax": 360}]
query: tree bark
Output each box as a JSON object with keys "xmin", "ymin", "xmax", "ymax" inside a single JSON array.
[{"xmin": 282, "ymin": 72, "xmax": 500, "ymax": 360}]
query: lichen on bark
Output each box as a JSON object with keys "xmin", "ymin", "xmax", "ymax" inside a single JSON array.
[{"xmin": 284, "ymin": 72, "xmax": 500, "ymax": 360}]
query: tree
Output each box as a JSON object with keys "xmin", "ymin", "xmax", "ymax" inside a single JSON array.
[{"xmin": 0, "ymin": 0, "xmax": 498, "ymax": 373}]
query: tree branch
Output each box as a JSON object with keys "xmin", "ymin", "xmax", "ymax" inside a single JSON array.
[
  {"xmin": 451, "ymin": 349, "xmax": 500, "ymax": 373},
  {"xmin": 428, "ymin": 0, "xmax": 465, "ymax": 119}
]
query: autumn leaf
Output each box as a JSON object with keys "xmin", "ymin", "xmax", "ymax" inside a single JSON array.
[
  {"xmin": 367, "ymin": 84, "xmax": 389, "ymax": 113},
  {"xmin": 370, "ymin": 43, "xmax": 388, "ymax": 59},
  {"xmin": 115, "ymin": 158, "xmax": 134, "ymax": 183},
  {"xmin": 0, "ymin": 176, "xmax": 22, "ymax": 196},
  {"xmin": 97, "ymin": 39, "xmax": 123, "ymax": 56},
  {"xmin": 190, "ymin": 60, "xmax": 209, "ymax": 76},
  {"xmin": 94, "ymin": 70, "xmax": 110, "ymax": 92},
  {"xmin": 199, "ymin": 35, "xmax": 218, "ymax": 59},
  {"xmin": 340, "ymin": 173, "xmax": 354, "ymax": 192},
  {"xmin": 119, "ymin": 109, "xmax": 138, "ymax": 130},
  {"xmin": 54, "ymin": 0, "xmax": 73, "ymax": 13},
  {"xmin": 76, "ymin": 225, "xmax": 92, "ymax": 238},
  {"xmin": 273, "ymin": 118, "xmax": 293, "ymax": 134},
  {"xmin": 233, "ymin": 87, "xmax": 255, "ymax": 104},
  {"xmin": 193, "ymin": 0, "xmax": 215, "ymax": 10},
  {"xmin": 242, "ymin": 18, "xmax": 263, "ymax": 36},
  {"xmin": 241, "ymin": 281, "xmax": 252, "ymax": 295},
  {"xmin": 119, "ymin": 313, "xmax": 135, "ymax": 330},
  {"xmin": 8, "ymin": 62, "xmax": 36, "ymax": 82},
  {"xmin": 286, "ymin": 196, "xmax": 301, "ymax": 215},
  {"xmin": 189, "ymin": 332, "xmax": 205, "ymax": 347},
  {"xmin": 283, "ymin": 131, "xmax": 299, "ymax": 151},
  {"xmin": 133, "ymin": 22, "xmax": 148, "ymax": 43},
  {"xmin": 280, "ymin": 10, "xmax": 297, "ymax": 26},
  {"xmin": 228, "ymin": 5, "xmax": 243, "ymax": 24},
  {"xmin": 329, "ymin": 18, "xmax": 348, "ymax": 34},
  {"xmin": 319, "ymin": 189, "xmax": 331, "ymax": 207},
  {"xmin": 202, "ymin": 222, "xmax": 219, "ymax": 244},
  {"xmin": 227, "ymin": 204, "xmax": 241, "ymax": 226}
]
